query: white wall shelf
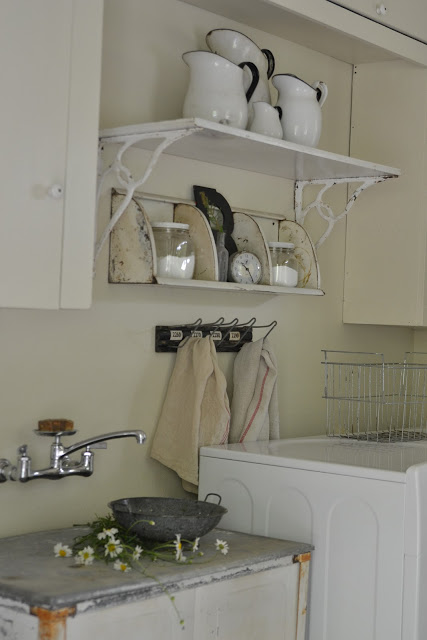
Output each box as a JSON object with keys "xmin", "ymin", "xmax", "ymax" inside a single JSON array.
[
  {"xmin": 98, "ymin": 117, "xmax": 400, "ymax": 297},
  {"xmin": 99, "ymin": 118, "xmax": 399, "ymax": 182},
  {"xmin": 154, "ymin": 277, "xmax": 324, "ymax": 295}
]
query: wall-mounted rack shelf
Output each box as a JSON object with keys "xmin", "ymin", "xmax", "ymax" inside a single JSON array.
[
  {"xmin": 97, "ymin": 117, "xmax": 400, "ymax": 296},
  {"xmin": 99, "ymin": 118, "xmax": 399, "ymax": 182},
  {"xmin": 107, "ymin": 191, "xmax": 323, "ymax": 294},
  {"xmin": 154, "ymin": 277, "xmax": 324, "ymax": 295}
]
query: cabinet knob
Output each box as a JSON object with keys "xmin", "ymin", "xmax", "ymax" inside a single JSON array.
[
  {"xmin": 47, "ymin": 184, "xmax": 64, "ymax": 199},
  {"xmin": 376, "ymin": 3, "xmax": 387, "ymax": 15}
]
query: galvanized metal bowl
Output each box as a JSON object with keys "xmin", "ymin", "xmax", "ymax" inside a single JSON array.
[{"xmin": 108, "ymin": 493, "xmax": 227, "ymax": 542}]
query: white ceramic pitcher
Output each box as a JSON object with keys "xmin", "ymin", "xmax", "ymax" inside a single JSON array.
[
  {"xmin": 272, "ymin": 74, "xmax": 328, "ymax": 148},
  {"xmin": 206, "ymin": 29, "xmax": 275, "ymax": 124},
  {"xmin": 182, "ymin": 51, "xmax": 259, "ymax": 130},
  {"xmin": 249, "ymin": 102, "xmax": 282, "ymax": 139}
]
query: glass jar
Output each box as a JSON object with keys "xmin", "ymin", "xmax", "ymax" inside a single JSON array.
[
  {"xmin": 151, "ymin": 222, "xmax": 195, "ymax": 279},
  {"xmin": 268, "ymin": 241, "xmax": 299, "ymax": 287}
]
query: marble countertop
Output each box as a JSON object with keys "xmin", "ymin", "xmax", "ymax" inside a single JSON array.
[{"xmin": 0, "ymin": 526, "xmax": 312, "ymax": 613}]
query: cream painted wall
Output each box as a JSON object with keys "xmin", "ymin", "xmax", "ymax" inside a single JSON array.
[
  {"xmin": 413, "ymin": 331, "xmax": 427, "ymax": 352},
  {"xmin": 0, "ymin": 0, "xmax": 413, "ymax": 538}
]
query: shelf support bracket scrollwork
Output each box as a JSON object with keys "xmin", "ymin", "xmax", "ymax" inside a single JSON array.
[
  {"xmin": 94, "ymin": 128, "xmax": 199, "ymax": 272},
  {"xmin": 294, "ymin": 175, "xmax": 391, "ymax": 249}
]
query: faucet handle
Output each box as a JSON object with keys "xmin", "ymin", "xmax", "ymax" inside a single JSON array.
[
  {"xmin": 18, "ymin": 445, "xmax": 28, "ymax": 456},
  {"xmin": 0, "ymin": 459, "xmax": 11, "ymax": 482}
]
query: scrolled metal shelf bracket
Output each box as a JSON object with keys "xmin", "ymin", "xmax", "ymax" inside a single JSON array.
[
  {"xmin": 294, "ymin": 175, "xmax": 391, "ymax": 249},
  {"xmin": 94, "ymin": 127, "xmax": 200, "ymax": 272}
]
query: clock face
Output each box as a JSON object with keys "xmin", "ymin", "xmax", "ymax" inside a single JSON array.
[{"xmin": 228, "ymin": 251, "xmax": 262, "ymax": 284}]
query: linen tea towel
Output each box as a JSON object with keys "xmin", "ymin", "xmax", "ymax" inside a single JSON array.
[
  {"xmin": 151, "ymin": 336, "xmax": 230, "ymax": 493},
  {"xmin": 229, "ymin": 336, "xmax": 279, "ymax": 443}
]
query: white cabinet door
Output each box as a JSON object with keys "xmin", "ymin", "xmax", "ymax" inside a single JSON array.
[
  {"xmin": 194, "ymin": 565, "xmax": 299, "ymax": 640},
  {"xmin": 343, "ymin": 61, "xmax": 427, "ymax": 326},
  {"xmin": 60, "ymin": 567, "xmax": 302, "ymax": 640},
  {"xmin": 0, "ymin": 0, "xmax": 102, "ymax": 309},
  {"xmin": 67, "ymin": 590, "xmax": 196, "ymax": 640},
  {"xmin": 327, "ymin": 0, "xmax": 427, "ymax": 44}
]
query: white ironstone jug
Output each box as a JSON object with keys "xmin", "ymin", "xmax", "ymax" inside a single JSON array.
[
  {"xmin": 249, "ymin": 102, "xmax": 282, "ymax": 139},
  {"xmin": 272, "ymin": 74, "xmax": 328, "ymax": 148},
  {"xmin": 205, "ymin": 29, "xmax": 275, "ymax": 124},
  {"xmin": 182, "ymin": 51, "xmax": 259, "ymax": 130}
]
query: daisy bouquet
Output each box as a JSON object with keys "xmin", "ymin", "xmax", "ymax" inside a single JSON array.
[{"xmin": 54, "ymin": 513, "xmax": 229, "ymax": 627}]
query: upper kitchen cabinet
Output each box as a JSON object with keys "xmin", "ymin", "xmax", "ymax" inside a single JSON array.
[
  {"xmin": 327, "ymin": 0, "xmax": 427, "ymax": 46},
  {"xmin": 0, "ymin": 0, "xmax": 103, "ymax": 310},
  {"xmin": 343, "ymin": 62, "xmax": 427, "ymax": 326},
  {"xmin": 179, "ymin": 0, "xmax": 427, "ymax": 66}
]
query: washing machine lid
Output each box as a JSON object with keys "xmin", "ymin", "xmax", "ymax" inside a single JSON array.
[{"xmin": 200, "ymin": 436, "xmax": 427, "ymax": 481}]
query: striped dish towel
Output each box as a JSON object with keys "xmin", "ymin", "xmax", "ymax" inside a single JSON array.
[{"xmin": 229, "ymin": 337, "xmax": 279, "ymax": 443}]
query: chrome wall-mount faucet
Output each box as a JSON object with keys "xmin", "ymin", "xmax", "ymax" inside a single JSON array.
[{"xmin": 0, "ymin": 421, "xmax": 146, "ymax": 482}]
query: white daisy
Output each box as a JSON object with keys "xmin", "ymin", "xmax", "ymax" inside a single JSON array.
[
  {"xmin": 53, "ymin": 542, "xmax": 72, "ymax": 558},
  {"xmin": 97, "ymin": 527, "xmax": 118, "ymax": 540},
  {"xmin": 215, "ymin": 539, "xmax": 229, "ymax": 555},
  {"xmin": 174, "ymin": 534, "xmax": 186, "ymax": 562},
  {"xmin": 104, "ymin": 538, "xmax": 123, "ymax": 558},
  {"xmin": 114, "ymin": 560, "xmax": 131, "ymax": 572},
  {"xmin": 75, "ymin": 546, "xmax": 95, "ymax": 566},
  {"xmin": 192, "ymin": 537, "xmax": 200, "ymax": 552},
  {"xmin": 132, "ymin": 545, "xmax": 143, "ymax": 560}
]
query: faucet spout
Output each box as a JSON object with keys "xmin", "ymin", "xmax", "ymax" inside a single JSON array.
[
  {"xmin": 8, "ymin": 429, "xmax": 146, "ymax": 482},
  {"xmin": 61, "ymin": 430, "xmax": 146, "ymax": 458}
]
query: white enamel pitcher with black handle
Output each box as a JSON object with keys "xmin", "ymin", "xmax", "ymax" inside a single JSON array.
[
  {"xmin": 182, "ymin": 51, "xmax": 259, "ymax": 130},
  {"xmin": 205, "ymin": 29, "xmax": 275, "ymax": 124},
  {"xmin": 272, "ymin": 74, "xmax": 328, "ymax": 148}
]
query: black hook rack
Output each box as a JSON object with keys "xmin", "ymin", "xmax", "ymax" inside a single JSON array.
[{"xmin": 155, "ymin": 318, "xmax": 277, "ymax": 353}]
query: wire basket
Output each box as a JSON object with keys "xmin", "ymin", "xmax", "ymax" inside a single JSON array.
[{"xmin": 322, "ymin": 350, "xmax": 427, "ymax": 442}]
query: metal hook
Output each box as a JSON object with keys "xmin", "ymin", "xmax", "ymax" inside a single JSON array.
[
  {"xmin": 213, "ymin": 318, "xmax": 240, "ymax": 349},
  {"xmin": 256, "ymin": 320, "xmax": 277, "ymax": 339},
  {"xmin": 177, "ymin": 318, "xmax": 204, "ymax": 349},
  {"xmin": 213, "ymin": 317, "xmax": 238, "ymax": 328},
  {"xmin": 207, "ymin": 317, "xmax": 225, "ymax": 327},
  {"xmin": 240, "ymin": 317, "xmax": 257, "ymax": 327},
  {"xmin": 232, "ymin": 318, "xmax": 257, "ymax": 347},
  {"xmin": 264, "ymin": 320, "xmax": 277, "ymax": 338}
]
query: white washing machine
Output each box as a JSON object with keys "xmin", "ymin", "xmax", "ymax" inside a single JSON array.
[{"xmin": 198, "ymin": 437, "xmax": 427, "ymax": 640}]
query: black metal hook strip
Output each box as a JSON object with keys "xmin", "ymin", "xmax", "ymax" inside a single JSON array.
[
  {"xmin": 155, "ymin": 319, "xmax": 251, "ymax": 352},
  {"xmin": 155, "ymin": 318, "xmax": 277, "ymax": 353}
]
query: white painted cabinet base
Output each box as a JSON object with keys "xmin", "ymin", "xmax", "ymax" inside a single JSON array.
[
  {"xmin": 66, "ymin": 565, "xmax": 300, "ymax": 640},
  {"xmin": 0, "ymin": 527, "xmax": 311, "ymax": 640},
  {"xmin": 0, "ymin": 559, "xmax": 309, "ymax": 640}
]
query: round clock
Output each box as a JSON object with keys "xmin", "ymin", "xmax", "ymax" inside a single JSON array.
[{"xmin": 228, "ymin": 251, "xmax": 262, "ymax": 284}]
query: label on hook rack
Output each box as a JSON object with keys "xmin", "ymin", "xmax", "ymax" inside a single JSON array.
[{"xmin": 170, "ymin": 330, "xmax": 183, "ymax": 340}]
